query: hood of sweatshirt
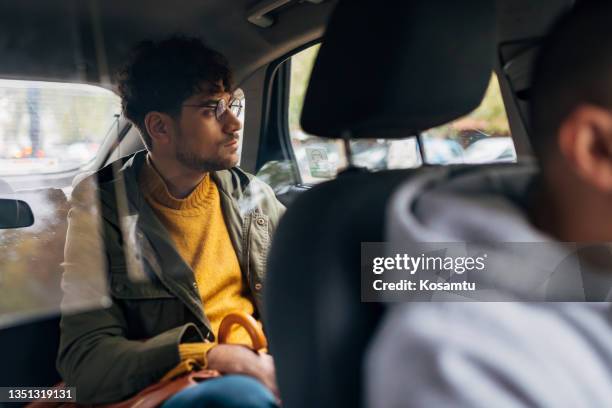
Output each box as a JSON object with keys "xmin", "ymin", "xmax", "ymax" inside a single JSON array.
[{"xmin": 385, "ymin": 163, "xmax": 612, "ymax": 301}]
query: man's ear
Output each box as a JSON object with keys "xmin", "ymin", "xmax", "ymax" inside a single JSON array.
[
  {"xmin": 144, "ymin": 112, "xmax": 174, "ymax": 148},
  {"xmin": 558, "ymin": 104, "xmax": 612, "ymax": 192}
]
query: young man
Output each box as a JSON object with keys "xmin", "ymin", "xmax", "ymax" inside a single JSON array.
[
  {"xmin": 57, "ymin": 36, "xmax": 284, "ymax": 407},
  {"xmin": 367, "ymin": 2, "xmax": 612, "ymax": 407}
]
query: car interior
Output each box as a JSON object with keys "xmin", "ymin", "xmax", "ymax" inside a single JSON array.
[{"xmin": 0, "ymin": 0, "xmax": 575, "ymax": 406}]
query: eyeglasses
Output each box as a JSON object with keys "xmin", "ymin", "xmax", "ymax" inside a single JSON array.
[{"xmin": 182, "ymin": 88, "xmax": 245, "ymax": 121}]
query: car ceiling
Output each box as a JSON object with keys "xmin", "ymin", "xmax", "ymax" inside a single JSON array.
[
  {"xmin": 0, "ymin": 0, "xmax": 573, "ymax": 89},
  {"xmin": 0, "ymin": 0, "xmax": 337, "ymax": 89}
]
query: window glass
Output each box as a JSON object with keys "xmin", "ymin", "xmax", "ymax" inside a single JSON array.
[
  {"xmin": 288, "ymin": 44, "xmax": 515, "ymax": 184},
  {"xmin": 0, "ymin": 178, "xmax": 108, "ymax": 322},
  {"xmin": 0, "ymin": 79, "xmax": 121, "ymax": 176},
  {"xmin": 0, "ymin": 79, "xmax": 115, "ymax": 324},
  {"xmin": 422, "ymin": 74, "xmax": 514, "ymax": 165}
]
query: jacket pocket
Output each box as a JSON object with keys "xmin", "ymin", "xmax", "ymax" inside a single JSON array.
[
  {"xmin": 109, "ymin": 272, "xmax": 175, "ymax": 299},
  {"xmin": 109, "ymin": 272, "xmax": 186, "ymax": 338}
]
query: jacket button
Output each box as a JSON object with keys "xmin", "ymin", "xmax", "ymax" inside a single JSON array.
[
  {"xmin": 192, "ymin": 282, "xmax": 198, "ymax": 289},
  {"xmin": 255, "ymin": 283, "xmax": 263, "ymax": 291},
  {"xmin": 256, "ymin": 218, "xmax": 265, "ymax": 226}
]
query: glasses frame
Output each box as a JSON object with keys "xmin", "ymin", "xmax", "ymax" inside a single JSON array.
[{"xmin": 182, "ymin": 88, "xmax": 244, "ymax": 121}]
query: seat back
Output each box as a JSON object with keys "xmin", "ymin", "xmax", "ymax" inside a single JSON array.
[
  {"xmin": 265, "ymin": 1, "xmax": 497, "ymax": 407},
  {"xmin": 267, "ymin": 168, "xmax": 420, "ymax": 407}
]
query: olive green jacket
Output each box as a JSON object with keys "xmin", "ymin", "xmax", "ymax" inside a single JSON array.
[{"xmin": 56, "ymin": 150, "xmax": 285, "ymax": 403}]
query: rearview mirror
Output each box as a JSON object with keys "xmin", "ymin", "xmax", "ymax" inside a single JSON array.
[{"xmin": 0, "ymin": 199, "xmax": 34, "ymax": 229}]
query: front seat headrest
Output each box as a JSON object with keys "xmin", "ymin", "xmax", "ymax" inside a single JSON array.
[{"xmin": 301, "ymin": 0, "xmax": 497, "ymax": 139}]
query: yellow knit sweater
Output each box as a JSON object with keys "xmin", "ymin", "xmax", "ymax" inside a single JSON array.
[{"xmin": 139, "ymin": 156, "xmax": 259, "ymax": 368}]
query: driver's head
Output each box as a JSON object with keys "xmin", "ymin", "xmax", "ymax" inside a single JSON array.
[
  {"xmin": 117, "ymin": 35, "xmax": 242, "ymax": 172},
  {"xmin": 530, "ymin": 1, "xmax": 612, "ymax": 192}
]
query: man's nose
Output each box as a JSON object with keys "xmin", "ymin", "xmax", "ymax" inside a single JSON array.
[{"xmin": 222, "ymin": 109, "xmax": 242, "ymax": 134}]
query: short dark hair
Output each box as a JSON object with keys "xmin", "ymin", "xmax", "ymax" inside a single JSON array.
[
  {"xmin": 530, "ymin": 1, "xmax": 612, "ymax": 161},
  {"xmin": 116, "ymin": 35, "xmax": 233, "ymax": 150}
]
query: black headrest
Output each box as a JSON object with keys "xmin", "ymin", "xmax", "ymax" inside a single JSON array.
[{"xmin": 301, "ymin": 0, "xmax": 497, "ymax": 139}]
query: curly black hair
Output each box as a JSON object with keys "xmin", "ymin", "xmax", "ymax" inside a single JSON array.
[{"xmin": 116, "ymin": 35, "xmax": 233, "ymax": 150}]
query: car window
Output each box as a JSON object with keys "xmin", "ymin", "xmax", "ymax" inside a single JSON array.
[
  {"xmin": 0, "ymin": 179, "xmax": 108, "ymax": 322},
  {"xmin": 0, "ymin": 79, "xmax": 120, "ymax": 177},
  {"xmin": 0, "ymin": 79, "xmax": 117, "ymax": 324},
  {"xmin": 422, "ymin": 73, "xmax": 514, "ymax": 165},
  {"xmin": 288, "ymin": 44, "xmax": 515, "ymax": 184}
]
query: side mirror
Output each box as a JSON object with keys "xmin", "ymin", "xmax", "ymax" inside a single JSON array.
[{"xmin": 0, "ymin": 199, "xmax": 34, "ymax": 229}]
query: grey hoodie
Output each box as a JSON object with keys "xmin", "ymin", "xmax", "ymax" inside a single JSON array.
[{"xmin": 365, "ymin": 164, "xmax": 612, "ymax": 408}]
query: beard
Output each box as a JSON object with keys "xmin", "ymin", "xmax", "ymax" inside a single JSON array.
[{"xmin": 174, "ymin": 131, "xmax": 239, "ymax": 173}]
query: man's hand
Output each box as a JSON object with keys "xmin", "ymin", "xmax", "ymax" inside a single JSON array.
[{"xmin": 206, "ymin": 344, "xmax": 279, "ymax": 398}]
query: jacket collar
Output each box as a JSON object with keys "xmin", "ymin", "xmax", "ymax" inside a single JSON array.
[{"xmin": 117, "ymin": 150, "xmax": 252, "ymax": 208}]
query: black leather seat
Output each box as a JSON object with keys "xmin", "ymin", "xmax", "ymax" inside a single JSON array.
[{"xmin": 264, "ymin": 1, "xmax": 497, "ymax": 407}]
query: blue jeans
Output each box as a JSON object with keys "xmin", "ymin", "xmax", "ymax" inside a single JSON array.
[{"xmin": 160, "ymin": 375, "xmax": 278, "ymax": 408}]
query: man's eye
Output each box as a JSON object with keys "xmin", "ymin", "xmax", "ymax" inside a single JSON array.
[{"xmin": 201, "ymin": 108, "xmax": 216, "ymax": 116}]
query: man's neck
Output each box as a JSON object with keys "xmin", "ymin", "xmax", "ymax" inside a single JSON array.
[{"xmin": 147, "ymin": 153, "xmax": 207, "ymax": 199}]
